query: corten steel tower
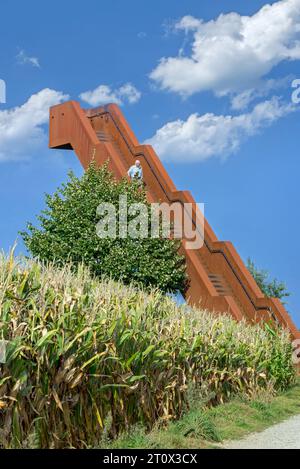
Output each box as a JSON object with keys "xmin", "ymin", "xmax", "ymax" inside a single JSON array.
[{"xmin": 49, "ymin": 101, "xmax": 300, "ymax": 340}]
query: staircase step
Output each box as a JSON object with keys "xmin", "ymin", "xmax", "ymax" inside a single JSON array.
[
  {"xmin": 96, "ymin": 130, "xmax": 111, "ymax": 142},
  {"xmin": 208, "ymin": 274, "xmax": 231, "ymax": 295}
]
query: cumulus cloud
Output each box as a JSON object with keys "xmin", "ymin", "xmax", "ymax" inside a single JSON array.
[
  {"xmin": 145, "ymin": 97, "xmax": 295, "ymax": 163},
  {"xmin": 150, "ymin": 0, "xmax": 300, "ymax": 99},
  {"xmin": 117, "ymin": 83, "xmax": 141, "ymax": 104},
  {"xmin": 231, "ymin": 76, "xmax": 293, "ymax": 110},
  {"xmin": 79, "ymin": 83, "xmax": 141, "ymax": 106},
  {"xmin": 16, "ymin": 49, "xmax": 40, "ymax": 68},
  {"xmin": 0, "ymin": 88, "xmax": 69, "ymax": 162}
]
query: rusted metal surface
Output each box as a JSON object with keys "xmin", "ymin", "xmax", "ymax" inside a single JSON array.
[{"xmin": 49, "ymin": 101, "xmax": 300, "ymax": 340}]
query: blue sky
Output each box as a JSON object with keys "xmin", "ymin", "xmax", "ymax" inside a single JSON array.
[{"xmin": 0, "ymin": 0, "xmax": 300, "ymax": 326}]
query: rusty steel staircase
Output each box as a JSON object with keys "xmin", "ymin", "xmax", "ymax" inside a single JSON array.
[{"xmin": 49, "ymin": 100, "xmax": 300, "ymax": 341}]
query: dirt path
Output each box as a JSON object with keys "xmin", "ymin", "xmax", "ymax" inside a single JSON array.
[{"xmin": 223, "ymin": 415, "xmax": 300, "ymax": 449}]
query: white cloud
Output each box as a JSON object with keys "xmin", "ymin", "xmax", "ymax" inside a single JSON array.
[
  {"xmin": 231, "ymin": 76, "xmax": 293, "ymax": 110},
  {"xmin": 0, "ymin": 88, "xmax": 69, "ymax": 162},
  {"xmin": 16, "ymin": 49, "xmax": 40, "ymax": 68},
  {"xmin": 117, "ymin": 83, "xmax": 141, "ymax": 104},
  {"xmin": 79, "ymin": 83, "xmax": 141, "ymax": 106},
  {"xmin": 80, "ymin": 85, "xmax": 121, "ymax": 106},
  {"xmin": 145, "ymin": 97, "xmax": 295, "ymax": 163},
  {"xmin": 150, "ymin": 0, "xmax": 300, "ymax": 99}
]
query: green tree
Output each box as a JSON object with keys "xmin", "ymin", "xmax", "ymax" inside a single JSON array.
[
  {"xmin": 247, "ymin": 258, "xmax": 290, "ymax": 303},
  {"xmin": 21, "ymin": 162, "xmax": 187, "ymax": 294}
]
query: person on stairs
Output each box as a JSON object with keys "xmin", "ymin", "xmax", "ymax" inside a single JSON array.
[{"xmin": 128, "ymin": 160, "xmax": 143, "ymax": 183}]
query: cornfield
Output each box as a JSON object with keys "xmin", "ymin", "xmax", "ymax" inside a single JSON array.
[{"xmin": 0, "ymin": 253, "xmax": 295, "ymax": 448}]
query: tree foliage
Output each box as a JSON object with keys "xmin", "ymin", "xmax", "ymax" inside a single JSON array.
[
  {"xmin": 247, "ymin": 258, "xmax": 290, "ymax": 302},
  {"xmin": 21, "ymin": 162, "xmax": 187, "ymax": 294}
]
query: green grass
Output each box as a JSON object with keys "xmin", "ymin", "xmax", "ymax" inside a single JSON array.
[{"xmin": 104, "ymin": 379, "xmax": 300, "ymax": 449}]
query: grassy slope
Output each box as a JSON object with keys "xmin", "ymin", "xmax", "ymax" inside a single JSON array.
[{"xmin": 106, "ymin": 379, "xmax": 300, "ymax": 449}]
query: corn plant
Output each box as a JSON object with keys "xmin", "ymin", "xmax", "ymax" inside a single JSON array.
[{"xmin": 0, "ymin": 253, "xmax": 295, "ymax": 448}]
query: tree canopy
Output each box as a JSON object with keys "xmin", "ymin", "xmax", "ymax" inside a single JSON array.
[
  {"xmin": 21, "ymin": 162, "xmax": 187, "ymax": 294},
  {"xmin": 247, "ymin": 258, "xmax": 290, "ymax": 303}
]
